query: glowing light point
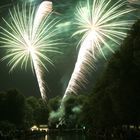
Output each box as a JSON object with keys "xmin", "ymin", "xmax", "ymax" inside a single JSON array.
[{"xmin": 28, "ymin": 46, "xmax": 34, "ymax": 53}]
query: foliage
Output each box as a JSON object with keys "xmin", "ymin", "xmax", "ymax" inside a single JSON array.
[
  {"xmin": 48, "ymin": 96, "xmax": 62, "ymax": 128},
  {"xmin": 82, "ymin": 19, "xmax": 140, "ymax": 129},
  {"xmin": 26, "ymin": 97, "xmax": 49, "ymax": 125},
  {"xmin": 62, "ymin": 95, "xmax": 88, "ymax": 128},
  {"xmin": 48, "ymin": 94, "xmax": 87, "ymax": 129},
  {"xmin": 0, "ymin": 90, "xmax": 50, "ymax": 129},
  {"xmin": 0, "ymin": 89, "xmax": 26, "ymax": 128},
  {"xmin": 0, "ymin": 121, "xmax": 16, "ymax": 132},
  {"xmin": 34, "ymin": 99, "xmax": 49, "ymax": 125}
]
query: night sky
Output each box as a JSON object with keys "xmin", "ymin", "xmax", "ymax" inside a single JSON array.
[
  {"xmin": 0, "ymin": 0, "xmax": 80, "ymax": 98},
  {"xmin": 0, "ymin": 0, "xmax": 139, "ymax": 98}
]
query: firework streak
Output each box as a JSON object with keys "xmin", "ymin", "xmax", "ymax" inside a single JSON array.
[
  {"xmin": 0, "ymin": 1, "xmax": 60, "ymax": 100},
  {"xmin": 63, "ymin": 0, "xmax": 134, "ymax": 99}
]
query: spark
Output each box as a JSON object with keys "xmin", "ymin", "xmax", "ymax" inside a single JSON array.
[
  {"xmin": 0, "ymin": 2, "xmax": 60, "ymax": 100},
  {"xmin": 63, "ymin": 0, "xmax": 134, "ymax": 99}
]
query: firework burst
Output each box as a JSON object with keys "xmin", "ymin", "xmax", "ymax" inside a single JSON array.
[
  {"xmin": 0, "ymin": 2, "xmax": 60, "ymax": 100},
  {"xmin": 63, "ymin": 0, "xmax": 134, "ymax": 99}
]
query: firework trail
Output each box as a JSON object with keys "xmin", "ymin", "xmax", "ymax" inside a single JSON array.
[
  {"xmin": 63, "ymin": 0, "xmax": 134, "ymax": 99},
  {"xmin": 32, "ymin": 1, "xmax": 53, "ymax": 100},
  {"xmin": 0, "ymin": 1, "xmax": 60, "ymax": 100},
  {"xmin": 33, "ymin": 1, "xmax": 53, "ymax": 38}
]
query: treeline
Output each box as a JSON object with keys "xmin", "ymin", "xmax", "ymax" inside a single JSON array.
[
  {"xmin": 0, "ymin": 89, "xmax": 49, "ymax": 131},
  {"xmin": 0, "ymin": 89, "xmax": 88, "ymax": 131},
  {"xmin": 80, "ymin": 19, "xmax": 140, "ymax": 130},
  {"xmin": 0, "ymin": 19, "xmax": 140, "ymax": 134}
]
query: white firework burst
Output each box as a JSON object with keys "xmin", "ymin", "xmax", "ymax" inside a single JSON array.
[
  {"xmin": 63, "ymin": 0, "xmax": 134, "ymax": 99},
  {"xmin": 0, "ymin": 2, "xmax": 60, "ymax": 100}
]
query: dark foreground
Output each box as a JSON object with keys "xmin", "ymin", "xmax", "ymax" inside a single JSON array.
[{"xmin": 0, "ymin": 128, "xmax": 140, "ymax": 140}]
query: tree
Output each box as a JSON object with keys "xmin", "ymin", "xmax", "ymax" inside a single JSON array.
[
  {"xmin": 26, "ymin": 97, "xmax": 49, "ymax": 125},
  {"xmin": 34, "ymin": 99, "xmax": 49, "ymax": 125},
  {"xmin": 83, "ymin": 19, "xmax": 140, "ymax": 129},
  {"xmin": 61, "ymin": 95, "xmax": 87, "ymax": 128},
  {"xmin": 0, "ymin": 89, "xmax": 26, "ymax": 128},
  {"xmin": 48, "ymin": 96, "xmax": 61, "ymax": 112}
]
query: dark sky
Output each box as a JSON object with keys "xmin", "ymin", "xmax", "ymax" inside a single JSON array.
[
  {"xmin": 0, "ymin": 0, "xmax": 70, "ymax": 98},
  {"xmin": 0, "ymin": 0, "xmax": 86, "ymax": 99},
  {"xmin": 0, "ymin": 0, "xmax": 139, "ymax": 98}
]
